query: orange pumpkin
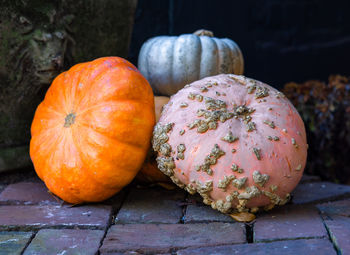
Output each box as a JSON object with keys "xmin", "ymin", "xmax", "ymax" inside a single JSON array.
[
  {"xmin": 30, "ymin": 57, "xmax": 155, "ymax": 204},
  {"xmin": 137, "ymin": 96, "xmax": 170, "ymax": 183},
  {"xmin": 136, "ymin": 153, "xmax": 170, "ymax": 183},
  {"xmin": 154, "ymin": 96, "xmax": 170, "ymax": 122}
]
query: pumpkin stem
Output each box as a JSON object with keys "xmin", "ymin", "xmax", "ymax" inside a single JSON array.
[
  {"xmin": 193, "ymin": 29, "xmax": 214, "ymax": 37},
  {"xmin": 64, "ymin": 112, "xmax": 76, "ymax": 127}
]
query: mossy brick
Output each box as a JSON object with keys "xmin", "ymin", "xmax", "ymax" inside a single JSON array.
[
  {"xmin": 254, "ymin": 205, "xmax": 327, "ymax": 242},
  {"xmin": 100, "ymin": 223, "xmax": 246, "ymax": 254},
  {"xmin": 176, "ymin": 238, "xmax": 336, "ymax": 255},
  {"xmin": 0, "ymin": 182, "xmax": 59, "ymax": 205},
  {"xmin": 292, "ymin": 182, "xmax": 350, "ymax": 204},
  {"xmin": 0, "ymin": 231, "xmax": 33, "ymax": 255},
  {"xmin": 115, "ymin": 187, "xmax": 185, "ymax": 224},
  {"xmin": 0, "ymin": 205, "xmax": 111, "ymax": 231},
  {"xmin": 324, "ymin": 216, "xmax": 350, "ymax": 254},
  {"xmin": 23, "ymin": 229, "xmax": 104, "ymax": 255}
]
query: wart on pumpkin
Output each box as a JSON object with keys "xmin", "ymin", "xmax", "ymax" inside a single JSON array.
[{"xmin": 153, "ymin": 74, "xmax": 307, "ymax": 217}]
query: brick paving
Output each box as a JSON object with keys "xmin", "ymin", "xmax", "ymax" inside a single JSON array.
[
  {"xmin": 0, "ymin": 232, "xmax": 33, "ymax": 255},
  {"xmin": 0, "ymin": 205, "xmax": 112, "ymax": 231},
  {"xmin": 23, "ymin": 229, "xmax": 104, "ymax": 255},
  {"xmin": 115, "ymin": 187, "xmax": 185, "ymax": 224},
  {"xmin": 254, "ymin": 205, "xmax": 327, "ymax": 242},
  {"xmin": 176, "ymin": 239, "xmax": 337, "ymax": 255},
  {"xmin": 0, "ymin": 171, "xmax": 349, "ymax": 254},
  {"xmin": 100, "ymin": 223, "xmax": 246, "ymax": 253},
  {"xmin": 184, "ymin": 204, "xmax": 234, "ymax": 223},
  {"xmin": 291, "ymin": 182, "xmax": 350, "ymax": 204},
  {"xmin": 0, "ymin": 182, "xmax": 59, "ymax": 205},
  {"xmin": 324, "ymin": 216, "xmax": 350, "ymax": 254},
  {"xmin": 317, "ymin": 199, "xmax": 350, "ymax": 218}
]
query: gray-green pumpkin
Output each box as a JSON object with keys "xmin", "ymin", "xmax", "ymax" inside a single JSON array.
[{"xmin": 138, "ymin": 29, "xmax": 244, "ymax": 96}]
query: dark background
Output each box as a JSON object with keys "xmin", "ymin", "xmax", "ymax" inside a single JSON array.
[{"xmin": 128, "ymin": 0, "xmax": 350, "ymax": 89}]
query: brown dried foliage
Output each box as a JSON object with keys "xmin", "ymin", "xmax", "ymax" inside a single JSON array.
[{"xmin": 283, "ymin": 75, "xmax": 350, "ymax": 183}]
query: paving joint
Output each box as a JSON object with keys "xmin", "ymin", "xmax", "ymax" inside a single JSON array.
[
  {"xmin": 20, "ymin": 231, "xmax": 36, "ymax": 255},
  {"xmin": 245, "ymin": 222, "xmax": 254, "ymax": 243},
  {"xmin": 254, "ymin": 236, "xmax": 328, "ymax": 244},
  {"xmin": 320, "ymin": 214, "xmax": 341, "ymax": 255}
]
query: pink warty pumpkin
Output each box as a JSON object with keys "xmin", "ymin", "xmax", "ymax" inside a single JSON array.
[{"xmin": 153, "ymin": 74, "xmax": 307, "ymax": 213}]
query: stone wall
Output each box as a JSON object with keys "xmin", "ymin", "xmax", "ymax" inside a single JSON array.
[{"xmin": 0, "ymin": 0, "xmax": 137, "ymax": 172}]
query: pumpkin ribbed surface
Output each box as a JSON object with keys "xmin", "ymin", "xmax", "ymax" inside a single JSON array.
[
  {"xmin": 138, "ymin": 32, "xmax": 244, "ymax": 96},
  {"xmin": 30, "ymin": 57, "xmax": 155, "ymax": 204},
  {"xmin": 137, "ymin": 96, "xmax": 171, "ymax": 183}
]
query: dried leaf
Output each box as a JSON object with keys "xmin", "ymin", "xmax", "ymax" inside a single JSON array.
[
  {"xmin": 229, "ymin": 212, "xmax": 256, "ymax": 222},
  {"xmin": 157, "ymin": 182, "xmax": 177, "ymax": 190}
]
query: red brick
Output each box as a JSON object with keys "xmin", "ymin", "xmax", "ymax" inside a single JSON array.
[
  {"xmin": 100, "ymin": 223, "xmax": 246, "ymax": 253},
  {"xmin": 116, "ymin": 187, "xmax": 185, "ymax": 224},
  {"xmin": 324, "ymin": 216, "xmax": 350, "ymax": 254},
  {"xmin": 0, "ymin": 205, "xmax": 111, "ymax": 231},
  {"xmin": 23, "ymin": 229, "xmax": 104, "ymax": 255},
  {"xmin": 317, "ymin": 199, "xmax": 350, "ymax": 217},
  {"xmin": 0, "ymin": 231, "xmax": 33, "ymax": 254},
  {"xmin": 292, "ymin": 182, "xmax": 350, "ymax": 204},
  {"xmin": 254, "ymin": 205, "xmax": 327, "ymax": 242},
  {"xmin": 184, "ymin": 205, "xmax": 234, "ymax": 223},
  {"xmin": 176, "ymin": 238, "xmax": 336, "ymax": 255},
  {"xmin": 0, "ymin": 182, "xmax": 59, "ymax": 205}
]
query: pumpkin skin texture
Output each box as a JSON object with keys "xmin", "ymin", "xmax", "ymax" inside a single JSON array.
[
  {"xmin": 153, "ymin": 74, "xmax": 307, "ymax": 214},
  {"xmin": 138, "ymin": 30, "xmax": 244, "ymax": 96},
  {"xmin": 136, "ymin": 154, "xmax": 171, "ymax": 184},
  {"xmin": 137, "ymin": 96, "xmax": 171, "ymax": 183},
  {"xmin": 30, "ymin": 57, "xmax": 155, "ymax": 204},
  {"xmin": 155, "ymin": 96, "xmax": 170, "ymax": 122}
]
